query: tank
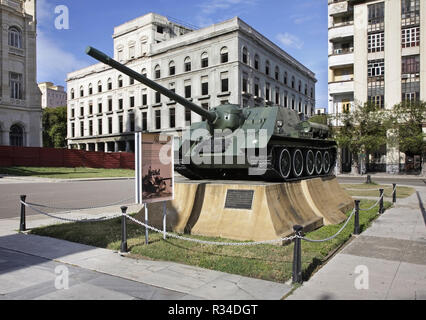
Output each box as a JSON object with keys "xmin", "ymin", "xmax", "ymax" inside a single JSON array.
[{"xmin": 86, "ymin": 46, "xmax": 337, "ymax": 181}]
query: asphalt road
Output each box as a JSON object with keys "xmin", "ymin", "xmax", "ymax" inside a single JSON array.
[{"xmin": 0, "ymin": 175, "xmax": 424, "ymax": 220}]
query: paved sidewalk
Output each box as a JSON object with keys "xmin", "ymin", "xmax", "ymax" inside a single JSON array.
[
  {"xmin": 0, "ymin": 212, "xmax": 291, "ymax": 300},
  {"xmin": 287, "ymin": 186, "xmax": 426, "ymax": 300}
]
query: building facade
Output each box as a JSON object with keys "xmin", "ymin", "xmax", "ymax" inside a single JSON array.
[
  {"xmin": 38, "ymin": 82, "xmax": 67, "ymax": 109},
  {"xmin": 66, "ymin": 13, "xmax": 316, "ymax": 153},
  {"xmin": 328, "ymin": 0, "xmax": 425, "ymax": 173},
  {"xmin": 0, "ymin": 0, "xmax": 42, "ymax": 147}
]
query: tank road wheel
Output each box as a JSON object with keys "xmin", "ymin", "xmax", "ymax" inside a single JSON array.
[
  {"xmin": 278, "ymin": 148, "xmax": 292, "ymax": 179},
  {"xmin": 292, "ymin": 149, "xmax": 304, "ymax": 178},
  {"xmin": 306, "ymin": 150, "xmax": 315, "ymax": 176},
  {"xmin": 315, "ymin": 150, "xmax": 323, "ymax": 175},
  {"xmin": 323, "ymin": 151, "xmax": 331, "ymax": 174}
]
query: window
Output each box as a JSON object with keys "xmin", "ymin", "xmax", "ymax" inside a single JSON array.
[
  {"xmin": 154, "ymin": 65, "xmax": 161, "ymax": 79},
  {"xmin": 368, "ymin": 2, "xmax": 385, "ymax": 31},
  {"xmin": 88, "ymin": 84, "xmax": 93, "ymax": 95},
  {"xmin": 284, "ymin": 72, "xmax": 288, "ymax": 85},
  {"xmin": 98, "ymin": 81, "xmax": 102, "ymax": 93},
  {"xmin": 265, "ymin": 61, "xmax": 270, "ymax": 76},
  {"xmin": 107, "ymin": 78, "xmax": 112, "ymax": 90},
  {"xmin": 89, "ymin": 120, "xmax": 93, "ymax": 136},
  {"xmin": 169, "ymin": 108, "xmax": 175, "ymax": 128},
  {"xmin": 169, "ymin": 61, "xmax": 175, "ymax": 76},
  {"xmin": 155, "ymin": 92, "xmax": 161, "ymax": 104},
  {"xmin": 275, "ymin": 67, "xmax": 279, "ymax": 81},
  {"xmin": 98, "ymin": 119, "xmax": 102, "ymax": 135},
  {"xmin": 275, "ymin": 88, "xmax": 280, "ymax": 105},
  {"xmin": 368, "ymin": 59, "xmax": 385, "ymax": 77},
  {"xmin": 155, "ymin": 110, "xmax": 161, "ymax": 129},
  {"xmin": 201, "ymin": 52, "xmax": 208, "ymax": 68},
  {"xmin": 80, "ymin": 122, "xmax": 84, "ymax": 136},
  {"xmin": 10, "ymin": 73, "xmax": 23, "ymax": 100},
  {"xmin": 71, "ymin": 123, "xmax": 75, "ymax": 137},
  {"xmin": 141, "ymin": 69, "xmax": 147, "ymax": 77},
  {"xmin": 291, "ymin": 96, "xmax": 295, "ymax": 109},
  {"xmin": 402, "ymin": 55, "xmax": 420, "ymax": 74},
  {"xmin": 185, "ymin": 82, "xmax": 191, "ymax": 98},
  {"xmin": 284, "ymin": 92, "xmax": 288, "ymax": 108},
  {"xmin": 9, "ymin": 124, "xmax": 24, "ymax": 146},
  {"xmin": 70, "ymin": 89, "xmax": 75, "ymax": 99},
  {"xmin": 89, "ymin": 103, "xmax": 93, "ymax": 114},
  {"xmin": 298, "ymin": 80, "xmax": 302, "ymax": 93},
  {"xmin": 118, "ymin": 98, "xmax": 123, "ymax": 110},
  {"xmin": 157, "ymin": 26, "xmax": 164, "ymax": 34},
  {"xmin": 129, "ymin": 113, "xmax": 135, "ymax": 132},
  {"xmin": 141, "ymin": 112, "xmax": 147, "ymax": 131},
  {"xmin": 311, "ymin": 87, "xmax": 314, "ymax": 99},
  {"xmin": 184, "ymin": 57, "xmax": 191, "ymax": 72},
  {"xmin": 108, "ymin": 118, "xmax": 113, "ymax": 134},
  {"xmin": 98, "ymin": 102, "xmax": 102, "ymax": 114},
  {"xmin": 80, "ymin": 86, "xmax": 84, "ymax": 97},
  {"xmin": 185, "ymin": 109, "xmax": 191, "ymax": 125},
  {"xmin": 117, "ymin": 48, "xmax": 123, "ymax": 62},
  {"xmin": 304, "ymin": 84, "xmax": 308, "ymax": 96},
  {"xmin": 142, "ymin": 91, "xmax": 147, "ymax": 106},
  {"xmin": 242, "ymin": 47, "xmax": 248, "ymax": 64},
  {"xmin": 342, "ymin": 101, "xmax": 351, "ymax": 113},
  {"xmin": 401, "ymin": 0, "xmax": 420, "ymax": 26},
  {"xmin": 71, "ymin": 108, "xmax": 75, "ymax": 118},
  {"xmin": 129, "ymin": 45, "xmax": 135, "ymax": 59},
  {"xmin": 130, "ymin": 96, "xmax": 135, "ymax": 108},
  {"xmin": 254, "ymin": 81, "xmax": 260, "ymax": 97},
  {"xmin": 368, "ymin": 32, "xmax": 385, "ymax": 52},
  {"xmin": 8, "ymin": 27, "xmax": 22, "ymax": 48},
  {"xmin": 108, "ymin": 98, "xmax": 113, "ymax": 111},
  {"xmin": 265, "ymin": 83, "xmax": 270, "ymax": 101},
  {"xmin": 291, "ymin": 76, "xmax": 295, "ymax": 89},
  {"xmin": 402, "ymin": 27, "xmax": 420, "ymax": 48},
  {"xmin": 242, "ymin": 74, "xmax": 248, "ymax": 93},
  {"xmin": 119, "ymin": 116, "xmax": 123, "ymax": 133},
  {"xmin": 220, "ymin": 47, "xmax": 228, "ymax": 63},
  {"xmin": 221, "ymin": 72, "xmax": 229, "ymax": 92},
  {"xmin": 118, "ymin": 75, "xmax": 123, "ymax": 88},
  {"xmin": 402, "ymin": 55, "xmax": 420, "ymax": 102},
  {"xmin": 201, "ymin": 77, "xmax": 209, "ymax": 96},
  {"xmin": 129, "ymin": 77, "xmax": 135, "ymax": 85},
  {"xmin": 254, "ymin": 55, "xmax": 259, "ymax": 70},
  {"xmin": 80, "ymin": 105, "xmax": 84, "ymax": 116}
]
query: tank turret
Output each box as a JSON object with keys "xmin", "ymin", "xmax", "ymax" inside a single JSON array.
[{"xmin": 86, "ymin": 46, "xmax": 337, "ymax": 181}]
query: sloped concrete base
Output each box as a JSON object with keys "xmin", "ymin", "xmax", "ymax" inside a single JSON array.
[{"xmin": 141, "ymin": 177, "xmax": 353, "ymax": 242}]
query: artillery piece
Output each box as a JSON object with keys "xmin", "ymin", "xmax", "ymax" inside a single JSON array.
[{"xmin": 86, "ymin": 46, "xmax": 337, "ymax": 181}]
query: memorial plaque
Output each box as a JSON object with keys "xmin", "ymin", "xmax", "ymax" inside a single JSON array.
[{"xmin": 224, "ymin": 190, "xmax": 255, "ymax": 210}]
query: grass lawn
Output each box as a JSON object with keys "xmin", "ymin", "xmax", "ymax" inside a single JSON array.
[
  {"xmin": 30, "ymin": 200, "xmax": 391, "ymax": 283},
  {"xmin": 0, "ymin": 166, "xmax": 135, "ymax": 179},
  {"xmin": 341, "ymin": 183, "xmax": 415, "ymax": 199}
]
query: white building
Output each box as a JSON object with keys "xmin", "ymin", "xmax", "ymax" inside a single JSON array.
[
  {"xmin": 66, "ymin": 13, "xmax": 317, "ymax": 152},
  {"xmin": 328, "ymin": 0, "xmax": 425, "ymax": 173},
  {"xmin": 0, "ymin": 0, "xmax": 42, "ymax": 147},
  {"xmin": 38, "ymin": 82, "xmax": 67, "ymax": 109},
  {"xmin": 315, "ymin": 107, "xmax": 327, "ymax": 115}
]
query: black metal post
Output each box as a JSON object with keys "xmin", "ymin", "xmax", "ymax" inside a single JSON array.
[
  {"xmin": 392, "ymin": 183, "xmax": 397, "ymax": 204},
  {"xmin": 354, "ymin": 200, "xmax": 360, "ymax": 235},
  {"xmin": 120, "ymin": 206, "xmax": 128, "ymax": 253},
  {"xmin": 379, "ymin": 189, "xmax": 384, "ymax": 214},
  {"xmin": 292, "ymin": 225, "xmax": 303, "ymax": 284},
  {"xmin": 19, "ymin": 195, "xmax": 26, "ymax": 232},
  {"xmin": 366, "ymin": 175, "xmax": 372, "ymax": 184}
]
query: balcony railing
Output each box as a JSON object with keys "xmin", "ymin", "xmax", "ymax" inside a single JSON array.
[{"xmin": 333, "ymin": 47, "xmax": 354, "ymax": 55}]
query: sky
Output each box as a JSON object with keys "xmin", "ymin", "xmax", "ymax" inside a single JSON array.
[{"xmin": 37, "ymin": 0, "xmax": 329, "ymax": 107}]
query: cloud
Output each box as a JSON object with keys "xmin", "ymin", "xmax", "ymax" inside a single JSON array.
[
  {"xmin": 36, "ymin": 0, "xmax": 88, "ymax": 84},
  {"xmin": 199, "ymin": 0, "xmax": 257, "ymax": 15},
  {"xmin": 291, "ymin": 14, "xmax": 315, "ymax": 25},
  {"xmin": 276, "ymin": 32, "xmax": 304, "ymax": 50}
]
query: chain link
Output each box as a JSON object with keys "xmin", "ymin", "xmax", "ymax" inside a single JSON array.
[
  {"xmin": 25, "ymin": 196, "xmax": 134, "ymax": 211},
  {"xmin": 21, "ymin": 201, "xmax": 122, "ymax": 223},
  {"xmin": 123, "ymin": 213, "xmax": 299, "ymax": 246},
  {"xmin": 358, "ymin": 192, "xmax": 385, "ymax": 212}
]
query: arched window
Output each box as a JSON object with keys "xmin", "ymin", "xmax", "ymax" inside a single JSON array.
[
  {"xmin": 184, "ymin": 57, "xmax": 191, "ymax": 72},
  {"xmin": 291, "ymin": 76, "xmax": 295, "ymax": 89},
  {"xmin": 118, "ymin": 75, "xmax": 123, "ymax": 87},
  {"xmin": 298, "ymin": 80, "xmax": 302, "ymax": 93},
  {"xmin": 141, "ymin": 68, "xmax": 147, "ymax": 77},
  {"xmin": 242, "ymin": 47, "xmax": 248, "ymax": 64},
  {"xmin": 304, "ymin": 84, "xmax": 308, "ymax": 95},
  {"xmin": 154, "ymin": 65, "xmax": 161, "ymax": 79},
  {"xmin": 107, "ymin": 78, "xmax": 112, "ymax": 90},
  {"xmin": 8, "ymin": 27, "xmax": 22, "ymax": 48},
  {"xmin": 70, "ymin": 89, "xmax": 75, "ymax": 99},
  {"xmin": 254, "ymin": 54, "xmax": 259, "ymax": 70},
  {"xmin": 88, "ymin": 83, "xmax": 93, "ymax": 95},
  {"xmin": 284, "ymin": 71, "xmax": 288, "ymax": 85},
  {"xmin": 98, "ymin": 81, "xmax": 102, "ymax": 93},
  {"xmin": 265, "ymin": 60, "xmax": 270, "ymax": 76},
  {"xmin": 220, "ymin": 47, "xmax": 228, "ymax": 63},
  {"xmin": 10, "ymin": 124, "xmax": 24, "ymax": 147},
  {"xmin": 275, "ymin": 67, "xmax": 280, "ymax": 81},
  {"xmin": 80, "ymin": 86, "xmax": 84, "ymax": 97},
  {"xmin": 169, "ymin": 61, "xmax": 175, "ymax": 75},
  {"xmin": 201, "ymin": 52, "xmax": 208, "ymax": 68}
]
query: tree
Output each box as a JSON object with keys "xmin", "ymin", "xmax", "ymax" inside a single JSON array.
[
  {"xmin": 42, "ymin": 106, "xmax": 67, "ymax": 148},
  {"xmin": 332, "ymin": 102, "xmax": 391, "ymax": 174}
]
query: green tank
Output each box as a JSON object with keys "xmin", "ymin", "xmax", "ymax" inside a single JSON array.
[{"xmin": 86, "ymin": 46, "xmax": 337, "ymax": 181}]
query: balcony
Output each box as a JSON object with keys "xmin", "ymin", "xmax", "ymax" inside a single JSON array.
[
  {"xmin": 329, "ymin": 24, "xmax": 354, "ymax": 41},
  {"xmin": 329, "ymin": 49, "xmax": 354, "ymax": 68},
  {"xmin": 329, "ymin": 80, "xmax": 354, "ymax": 95},
  {"xmin": 329, "ymin": 1, "xmax": 351, "ymax": 16}
]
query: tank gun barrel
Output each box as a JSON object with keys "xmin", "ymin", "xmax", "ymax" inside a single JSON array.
[{"xmin": 86, "ymin": 46, "xmax": 217, "ymax": 123}]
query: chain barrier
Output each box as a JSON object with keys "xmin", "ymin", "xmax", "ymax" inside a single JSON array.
[
  {"xmin": 358, "ymin": 192, "xmax": 384, "ymax": 212},
  {"xmin": 25, "ymin": 196, "xmax": 134, "ymax": 211},
  {"xmin": 301, "ymin": 208, "xmax": 356, "ymax": 243},
  {"xmin": 21, "ymin": 201, "xmax": 122, "ymax": 223},
  {"xmin": 123, "ymin": 213, "xmax": 299, "ymax": 246}
]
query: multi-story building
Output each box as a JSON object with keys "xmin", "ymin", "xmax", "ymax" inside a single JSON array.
[
  {"xmin": 66, "ymin": 13, "xmax": 317, "ymax": 153},
  {"xmin": 38, "ymin": 82, "xmax": 67, "ymax": 109},
  {"xmin": 0, "ymin": 0, "xmax": 42, "ymax": 147},
  {"xmin": 328, "ymin": 0, "xmax": 425, "ymax": 173},
  {"xmin": 315, "ymin": 107, "xmax": 327, "ymax": 115}
]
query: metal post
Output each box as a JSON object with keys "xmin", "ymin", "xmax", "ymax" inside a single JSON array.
[
  {"xmin": 120, "ymin": 206, "xmax": 128, "ymax": 253},
  {"xmin": 366, "ymin": 174, "xmax": 372, "ymax": 184},
  {"xmin": 19, "ymin": 195, "xmax": 26, "ymax": 232},
  {"xmin": 392, "ymin": 183, "xmax": 397, "ymax": 204},
  {"xmin": 163, "ymin": 202, "xmax": 167, "ymax": 240},
  {"xmin": 144, "ymin": 204, "xmax": 149, "ymax": 245},
  {"xmin": 379, "ymin": 188, "xmax": 384, "ymax": 214},
  {"xmin": 292, "ymin": 225, "xmax": 303, "ymax": 284},
  {"xmin": 354, "ymin": 200, "xmax": 360, "ymax": 235}
]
